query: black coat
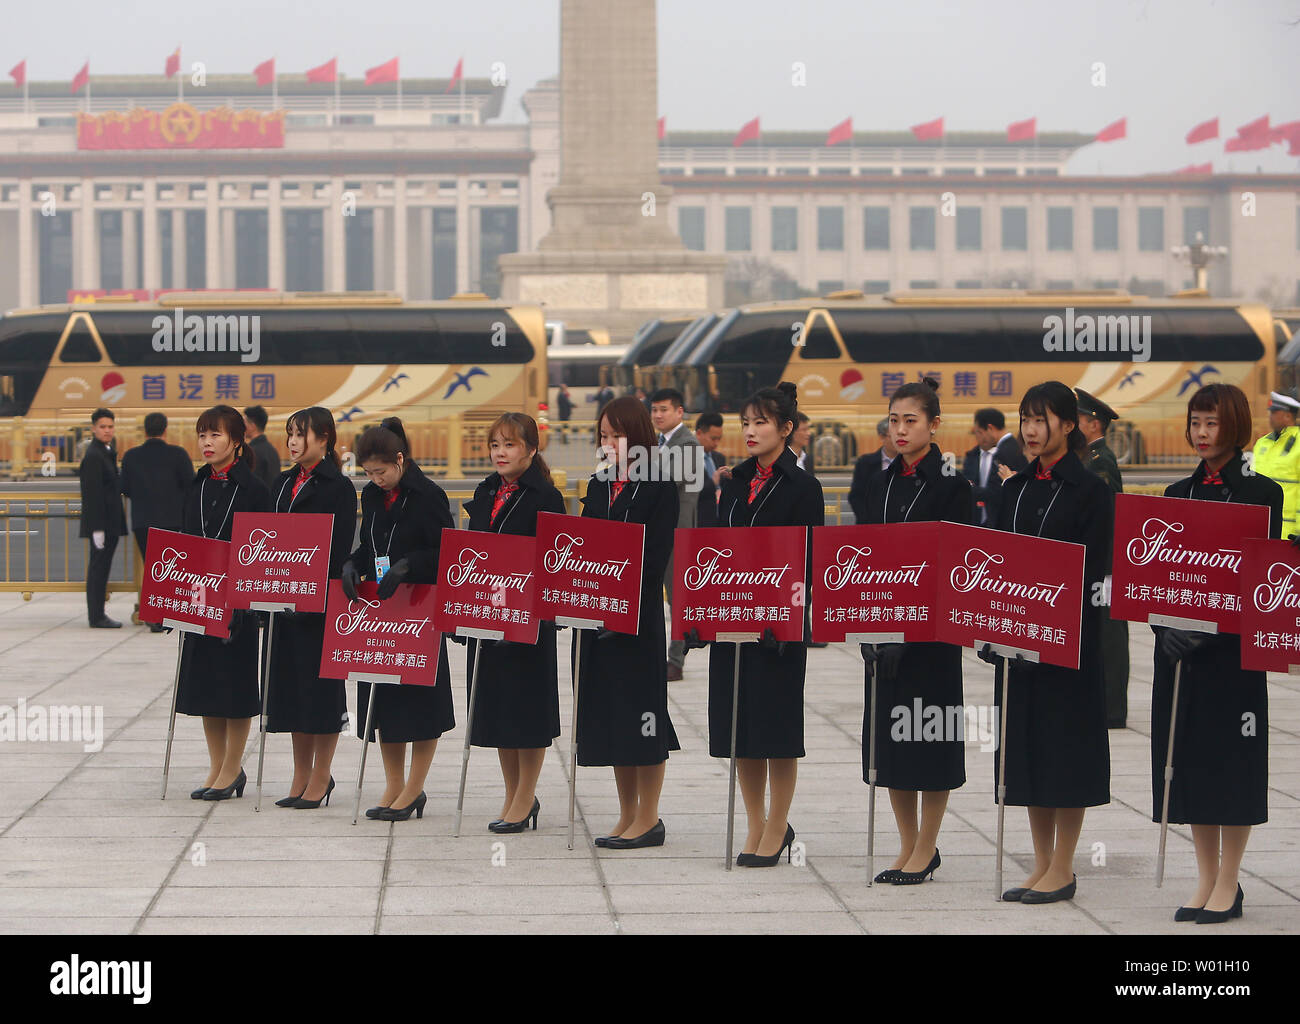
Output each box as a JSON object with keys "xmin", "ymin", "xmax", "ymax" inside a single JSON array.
[
  {"xmin": 573, "ymin": 478, "xmax": 682, "ymax": 766},
  {"xmin": 697, "ymin": 450, "xmax": 725, "ymax": 528},
  {"xmin": 861, "ymin": 444, "xmax": 972, "ymax": 790},
  {"xmin": 78, "ymin": 440, "xmax": 127, "ymax": 537},
  {"xmin": 175, "ymin": 457, "xmax": 272, "ymax": 719},
  {"xmin": 265, "ymin": 457, "xmax": 359, "ymax": 734},
  {"xmin": 963, "ymin": 435, "xmax": 1029, "ymax": 526},
  {"xmin": 1150, "ymin": 453, "xmax": 1280, "ymax": 825},
  {"xmin": 993, "ymin": 448, "xmax": 1111, "ymax": 807},
  {"xmin": 462, "ymin": 458, "xmax": 566, "ymax": 748},
  {"xmin": 245, "ymin": 434, "xmax": 282, "ymax": 494},
  {"xmin": 708, "ymin": 445, "xmax": 824, "ymax": 759},
  {"xmin": 349, "ymin": 461, "xmax": 455, "ymax": 743},
  {"xmin": 848, "ymin": 447, "xmax": 891, "ymax": 523},
  {"xmin": 120, "ymin": 438, "xmax": 194, "ymax": 533}
]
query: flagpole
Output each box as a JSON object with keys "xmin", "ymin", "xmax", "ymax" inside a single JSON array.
[{"xmin": 272, "ymin": 58, "xmax": 278, "ymax": 111}]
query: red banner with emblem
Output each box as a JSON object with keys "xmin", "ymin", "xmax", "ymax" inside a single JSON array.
[
  {"xmin": 534, "ymin": 511, "xmax": 644, "ymax": 634},
  {"xmin": 228, "ymin": 512, "xmax": 334, "ymax": 614},
  {"xmin": 77, "ymin": 104, "xmax": 286, "ymax": 149},
  {"xmin": 319, "ymin": 581, "xmax": 441, "ymax": 686},
  {"xmin": 139, "ymin": 528, "xmax": 232, "ymax": 637}
]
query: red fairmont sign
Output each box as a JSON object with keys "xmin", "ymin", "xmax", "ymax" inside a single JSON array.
[
  {"xmin": 810, "ymin": 523, "xmax": 940, "ymax": 644},
  {"xmin": 319, "ymin": 581, "xmax": 441, "ymax": 686},
  {"xmin": 671, "ymin": 526, "xmax": 807, "ymax": 643},
  {"xmin": 139, "ymin": 528, "xmax": 232, "ymax": 637},
  {"xmin": 229, "ymin": 512, "xmax": 334, "ymax": 613},
  {"xmin": 1239, "ymin": 539, "xmax": 1300, "ymax": 673},
  {"xmin": 934, "ymin": 522, "xmax": 1085, "ymax": 669},
  {"xmin": 434, "ymin": 531, "xmax": 540, "ymax": 643},
  {"xmin": 1111, "ymin": 493, "xmax": 1269, "ymax": 634},
  {"xmin": 534, "ymin": 512, "xmax": 644, "ymax": 634}
]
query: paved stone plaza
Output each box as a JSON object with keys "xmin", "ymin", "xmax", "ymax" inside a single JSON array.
[{"xmin": 0, "ymin": 592, "xmax": 1295, "ymax": 935}]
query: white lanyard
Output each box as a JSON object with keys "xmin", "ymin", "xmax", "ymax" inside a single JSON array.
[
  {"xmin": 371, "ymin": 490, "xmax": 411, "ymax": 557},
  {"xmin": 493, "ymin": 483, "xmax": 520, "ymax": 532},
  {"xmin": 276, "ymin": 465, "xmax": 315, "ymax": 512},
  {"xmin": 729, "ymin": 472, "xmax": 781, "ymax": 526},
  {"xmin": 607, "ymin": 480, "xmax": 639, "ymax": 521},
  {"xmin": 882, "ymin": 471, "xmax": 926, "ymax": 524},
  {"xmin": 199, "ymin": 477, "xmax": 239, "ymax": 540},
  {"xmin": 1011, "ymin": 474, "xmax": 1064, "ymax": 537}
]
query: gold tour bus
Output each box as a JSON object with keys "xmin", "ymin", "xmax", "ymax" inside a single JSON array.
[
  {"xmin": 667, "ymin": 289, "xmax": 1280, "ymax": 469},
  {"xmin": 0, "ymin": 291, "xmax": 550, "ymax": 473}
]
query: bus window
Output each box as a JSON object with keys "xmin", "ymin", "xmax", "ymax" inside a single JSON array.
[
  {"xmin": 795, "ymin": 314, "xmax": 841, "ymax": 359},
  {"xmin": 56, "ymin": 323, "xmax": 103, "ymax": 363},
  {"xmin": 432, "ymin": 309, "xmax": 535, "ymax": 363},
  {"xmin": 0, "ymin": 328, "xmax": 59, "ymax": 416}
]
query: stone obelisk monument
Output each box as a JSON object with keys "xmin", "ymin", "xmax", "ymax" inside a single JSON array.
[{"xmin": 499, "ymin": 0, "xmax": 726, "ymax": 342}]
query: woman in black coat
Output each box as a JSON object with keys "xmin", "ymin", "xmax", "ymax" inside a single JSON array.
[
  {"xmin": 574, "ymin": 397, "xmax": 680, "ymax": 850},
  {"xmin": 265, "ymin": 407, "xmax": 358, "ymax": 810},
  {"xmin": 705, "ymin": 382, "xmax": 824, "ymax": 867},
  {"xmin": 861, "ymin": 379, "xmax": 972, "ymax": 884},
  {"xmin": 1151, "ymin": 383, "xmax": 1279, "ymax": 923},
  {"xmin": 985, "ymin": 382, "xmax": 1112, "ymax": 904},
  {"xmin": 340, "ymin": 418, "xmax": 455, "ymax": 822},
  {"xmin": 463, "ymin": 413, "xmax": 566, "ymax": 832},
  {"xmin": 176, "ymin": 406, "xmax": 271, "ymax": 800}
]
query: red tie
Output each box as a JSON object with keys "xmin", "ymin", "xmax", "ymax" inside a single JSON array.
[
  {"xmin": 610, "ymin": 479, "xmax": 626, "ymax": 503},
  {"xmin": 291, "ymin": 464, "xmax": 311, "ymax": 498},
  {"xmin": 383, "ymin": 486, "xmax": 401, "ymax": 511},
  {"xmin": 748, "ymin": 463, "xmax": 774, "ymax": 503},
  {"xmin": 491, "ymin": 478, "xmax": 519, "ymax": 522}
]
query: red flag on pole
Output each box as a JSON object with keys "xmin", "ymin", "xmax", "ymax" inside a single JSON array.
[
  {"xmin": 1185, "ymin": 117, "xmax": 1218, "ymax": 144},
  {"xmin": 1235, "ymin": 114, "xmax": 1269, "ymax": 138},
  {"xmin": 1006, "ymin": 117, "xmax": 1036, "ymax": 142},
  {"xmin": 910, "ymin": 117, "xmax": 944, "ymax": 141},
  {"xmin": 9, "ymin": 60, "xmax": 26, "ymax": 87},
  {"xmin": 165, "ymin": 48, "xmax": 180, "ymax": 79},
  {"xmin": 70, "ymin": 62, "xmax": 89, "ymax": 94},
  {"xmin": 445, "ymin": 57, "xmax": 463, "ymax": 93},
  {"xmin": 253, "ymin": 58, "xmax": 275, "ymax": 87},
  {"xmin": 732, "ymin": 116, "xmax": 760, "ymax": 147},
  {"xmin": 365, "ymin": 56, "xmax": 398, "ymax": 85},
  {"xmin": 1173, "ymin": 163, "xmax": 1212, "ymax": 175},
  {"xmin": 657, "ymin": 116, "xmax": 665, "ymax": 141},
  {"xmin": 1270, "ymin": 121, "xmax": 1300, "ymax": 145},
  {"xmin": 826, "ymin": 117, "xmax": 852, "ymax": 146},
  {"xmin": 306, "ymin": 57, "xmax": 337, "ymax": 84},
  {"xmin": 1225, "ymin": 133, "xmax": 1270, "ymax": 152},
  {"xmin": 1094, "ymin": 117, "xmax": 1126, "ymax": 142}
]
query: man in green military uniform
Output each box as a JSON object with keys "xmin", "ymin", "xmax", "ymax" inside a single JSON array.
[
  {"xmin": 1076, "ymin": 388, "xmax": 1128, "ymax": 729},
  {"xmin": 1252, "ymin": 390, "xmax": 1300, "ymax": 540}
]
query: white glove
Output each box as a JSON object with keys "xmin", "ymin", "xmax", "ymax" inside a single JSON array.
[{"xmin": 92, "ymin": 531, "xmax": 105, "ymax": 550}]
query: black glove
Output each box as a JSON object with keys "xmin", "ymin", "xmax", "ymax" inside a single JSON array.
[
  {"xmin": 859, "ymin": 643, "xmax": 878, "ymax": 667},
  {"xmin": 340, "ymin": 561, "xmax": 362, "ymax": 601},
  {"xmin": 1160, "ymin": 628, "xmax": 1209, "ymax": 661},
  {"xmin": 375, "ymin": 558, "xmax": 409, "ymax": 601},
  {"xmin": 1290, "ymin": 532, "xmax": 1300, "ymax": 550},
  {"xmin": 760, "ymin": 627, "xmax": 787, "ymax": 656},
  {"xmin": 275, "ymin": 608, "xmax": 299, "ymax": 622},
  {"xmin": 683, "ymin": 628, "xmax": 708, "ymax": 651},
  {"xmin": 594, "ymin": 627, "xmax": 616, "ymax": 642},
  {"xmin": 977, "ymin": 643, "xmax": 999, "ymax": 665},
  {"xmin": 877, "ymin": 643, "xmax": 905, "ymax": 679},
  {"xmin": 221, "ymin": 610, "xmax": 243, "ymax": 645}
]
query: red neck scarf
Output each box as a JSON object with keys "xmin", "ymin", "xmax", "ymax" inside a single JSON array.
[
  {"xmin": 291, "ymin": 461, "xmax": 317, "ymax": 499},
  {"xmin": 609, "ymin": 478, "xmax": 627, "ymax": 503},
  {"xmin": 1035, "ymin": 454, "xmax": 1064, "ymax": 481},
  {"xmin": 383, "ymin": 486, "xmax": 401, "ymax": 510},
  {"xmin": 210, "ymin": 463, "xmax": 232, "ymax": 482},
  {"xmin": 1201, "ymin": 462, "xmax": 1225, "ymax": 487},
  {"xmin": 491, "ymin": 476, "xmax": 519, "ymax": 522},
  {"xmin": 748, "ymin": 462, "xmax": 775, "ymax": 503},
  {"xmin": 899, "ymin": 453, "xmax": 924, "ymax": 477}
]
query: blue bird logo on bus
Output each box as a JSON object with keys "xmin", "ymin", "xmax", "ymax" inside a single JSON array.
[{"xmin": 444, "ymin": 367, "xmax": 488, "ymax": 399}]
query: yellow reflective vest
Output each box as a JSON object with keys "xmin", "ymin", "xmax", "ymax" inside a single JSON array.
[{"xmin": 1253, "ymin": 425, "xmax": 1300, "ymax": 534}]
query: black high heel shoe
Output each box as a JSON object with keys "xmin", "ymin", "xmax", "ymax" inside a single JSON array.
[
  {"xmin": 292, "ymin": 776, "xmax": 335, "ymax": 809},
  {"xmin": 275, "ymin": 790, "xmax": 306, "ymax": 808},
  {"xmin": 875, "ymin": 869, "xmax": 903, "ymax": 884},
  {"xmin": 1174, "ymin": 904, "xmax": 1202, "ymax": 922},
  {"xmin": 1021, "ymin": 873, "xmax": 1077, "ymax": 904},
  {"xmin": 202, "ymin": 768, "xmax": 247, "ymax": 801},
  {"xmin": 741, "ymin": 824, "xmax": 795, "ymax": 867},
  {"xmin": 380, "ymin": 792, "xmax": 427, "ymax": 821},
  {"xmin": 190, "ymin": 786, "xmax": 211, "ymax": 800},
  {"xmin": 366, "ymin": 804, "xmax": 392, "ymax": 820},
  {"xmin": 1195, "ymin": 884, "xmax": 1243, "ymax": 924},
  {"xmin": 605, "ymin": 820, "xmax": 665, "ymax": 850},
  {"xmin": 892, "ymin": 849, "xmax": 940, "ymax": 885},
  {"xmin": 489, "ymin": 797, "xmax": 540, "ymax": 833}
]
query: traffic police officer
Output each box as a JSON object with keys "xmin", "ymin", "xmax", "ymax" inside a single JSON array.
[
  {"xmin": 1252, "ymin": 390, "xmax": 1300, "ymax": 539},
  {"xmin": 1075, "ymin": 388, "xmax": 1128, "ymax": 729}
]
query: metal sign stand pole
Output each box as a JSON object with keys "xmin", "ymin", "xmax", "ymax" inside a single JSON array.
[
  {"xmin": 254, "ymin": 610, "xmax": 278, "ymax": 811},
  {"xmin": 454, "ymin": 632, "xmax": 489, "ymax": 837},
  {"xmin": 1156, "ymin": 659, "xmax": 1183, "ymax": 887},
  {"xmin": 160, "ymin": 627, "xmax": 186, "ymax": 799},
  {"xmin": 353, "ymin": 681, "xmax": 379, "ymax": 825},
  {"xmin": 866, "ymin": 657, "xmax": 879, "ymax": 885},
  {"xmin": 995, "ymin": 655, "xmax": 1011, "ymax": 900}
]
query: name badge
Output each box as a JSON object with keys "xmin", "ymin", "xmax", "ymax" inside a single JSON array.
[{"xmin": 374, "ymin": 555, "xmax": 391, "ymax": 583}]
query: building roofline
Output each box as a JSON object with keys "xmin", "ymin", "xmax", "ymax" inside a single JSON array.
[
  {"xmin": 664, "ymin": 172, "xmax": 1300, "ymax": 190},
  {"xmin": 661, "ymin": 129, "xmax": 1094, "ymax": 149}
]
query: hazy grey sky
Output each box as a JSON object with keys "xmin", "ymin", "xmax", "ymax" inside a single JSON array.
[{"xmin": 7, "ymin": 0, "xmax": 1298, "ymax": 174}]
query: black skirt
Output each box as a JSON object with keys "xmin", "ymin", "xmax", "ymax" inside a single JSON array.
[
  {"xmin": 464, "ymin": 624, "xmax": 560, "ymax": 748},
  {"xmin": 265, "ymin": 613, "xmax": 347, "ymax": 734},
  {"xmin": 708, "ymin": 641, "xmax": 807, "ymax": 759},
  {"xmin": 574, "ymin": 629, "xmax": 680, "ymax": 767},
  {"xmin": 1151, "ymin": 635, "xmax": 1268, "ymax": 826},
  {"xmin": 863, "ymin": 642, "xmax": 966, "ymax": 791},
  {"xmin": 356, "ymin": 639, "xmax": 455, "ymax": 743},
  {"xmin": 175, "ymin": 623, "xmax": 260, "ymax": 719}
]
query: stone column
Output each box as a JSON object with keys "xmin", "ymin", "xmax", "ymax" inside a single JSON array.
[
  {"xmin": 204, "ymin": 177, "xmax": 220, "ymax": 288},
  {"xmin": 171, "ymin": 208, "xmax": 187, "ymax": 288},
  {"xmin": 392, "ymin": 178, "xmax": 408, "ymax": 298},
  {"xmin": 142, "ymin": 181, "xmax": 159, "ymax": 290},
  {"xmin": 17, "ymin": 179, "xmax": 34, "ymax": 307},
  {"xmin": 268, "ymin": 178, "xmax": 285, "ymax": 290},
  {"xmin": 79, "ymin": 180, "xmax": 98, "ymax": 289}
]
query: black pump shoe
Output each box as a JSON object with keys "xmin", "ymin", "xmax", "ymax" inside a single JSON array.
[
  {"xmin": 1021, "ymin": 874, "xmax": 1077, "ymax": 904},
  {"xmin": 489, "ymin": 797, "xmax": 539, "ymax": 833},
  {"xmin": 190, "ymin": 786, "xmax": 211, "ymax": 800},
  {"xmin": 1195, "ymin": 885, "xmax": 1243, "ymax": 924},
  {"xmin": 605, "ymin": 820, "xmax": 665, "ymax": 850},
  {"xmin": 292, "ymin": 776, "xmax": 335, "ymax": 809},
  {"xmin": 1174, "ymin": 905, "xmax": 1203, "ymax": 922},
  {"xmin": 874, "ymin": 869, "xmax": 902, "ymax": 883},
  {"xmin": 275, "ymin": 789, "xmax": 306, "ymax": 808},
  {"xmin": 741, "ymin": 824, "xmax": 795, "ymax": 867},
  {"xmin": 892, "ymin": 849, "xmax": 940, "ymax": 885},
  {"xmin": 380, "ymin": 792, "xmax": 427, "ymax": 821},
  {"xmin": 202, "ymin": 769, "xmax": 247, "ymax": 801},
  {"xmin": 1001, "ymin": 887, "xmax": 1029, "ymax": 902},
  {"xmin": 366, "ymin": 805, "xmax": 392, "ymax": 820}
]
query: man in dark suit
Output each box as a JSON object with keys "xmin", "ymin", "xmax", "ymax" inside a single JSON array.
[
  {"xmin": 963, "ymin": 408, "xmax": 1028, "ymax": 526},
  {"xmin": 242, "ymin": 405, "xmax": 282, "ymax": 492},
  {"xmin": 791, "ymin": 412, "xmax": 816, "ymax": 476},
  {"xmin": 694, "ymin": 411, "xmax": 725, "ymax": 528},
  {"xmin": 651, "ymin": 387, "xmax": 700, "ymax": 681},
  {"xmin": 121, "ymin": 412, "xmax": 194, "ymax": 631},
  {"xmin": 79, "ymin": 408, "xmax": 128, "ymax": 628},
  {"xmin": 848, "ymin": 419, "xmax": 896, "ymax": 523}
]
